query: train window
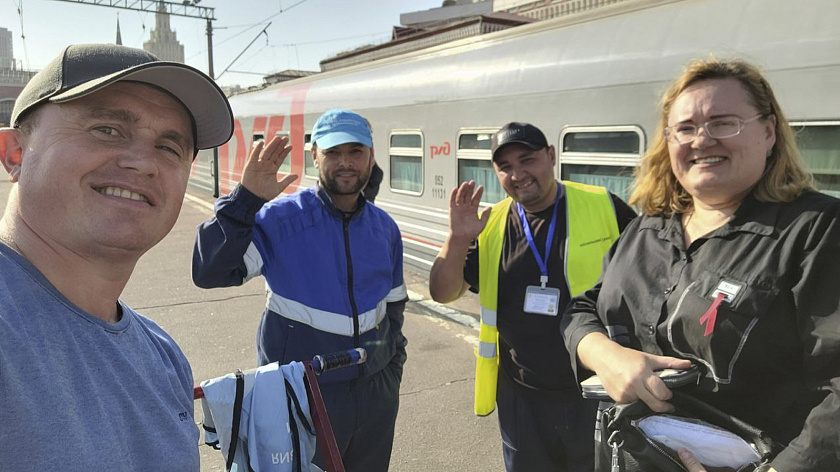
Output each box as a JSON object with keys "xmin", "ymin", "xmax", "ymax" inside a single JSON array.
[
  {"xmin": 275, "ymin": 132, "xmax": 291, "ymax": 174},
  {"xmin": 791, "ymin": 122, "xmax": 840, "ymax": 198},
  {"xmin": 391, "ymin": 134, "xmax": 422, "ymax": 148},
  {"xmin": 457, "ymin": 130, "xmax": 504, "ymax": 204},
  {"xmin": 251, "ymin": 134, "xmax": 266, "ymax": 182},
  {"xmin": 253, "ymin": 133, "xmax": 293, "ymax": 175},
  {"xmin": 560, "ymin": 164, "xmax": 636, "ymax": 203},
  {"xmin": 458, "ymin": 132, "xmax": 493, "ymax": 150},
  {"xmin": 563, "ymin": 131, "xmax": 641, "ymax": 154},
  {"xmin": 458, "ymin": 160, "xmax": 505, "ymax": 204},
  {"xmin": 558, "ymin": 126, "xmax": 645, "ymax": 202},
  {"xmin": 303, "ymin": 133, "xmax": 317, "ymax": 179},
  {"xmin": 389, "ymin": 131, "xmax": 424, "ymax": 195}
]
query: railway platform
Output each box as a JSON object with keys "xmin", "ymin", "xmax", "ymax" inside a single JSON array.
[{"xmin": 0, "ymin": 170, "xmax": 500, "ymax": 472}]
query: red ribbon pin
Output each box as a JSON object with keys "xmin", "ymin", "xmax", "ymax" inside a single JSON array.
[{"xmin": 700, "ymin": 292, "xmax": 726, "ymax": 337}]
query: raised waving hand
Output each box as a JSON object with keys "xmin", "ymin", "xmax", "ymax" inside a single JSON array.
[
  {"xmin": 448, "ymin": 180, "xmax": 492, "ymax": 243},
  {"xmin": 241, "ymin": 135, "xmax": 299, "ymax": 201},
  {"xmin": 428, "ymin": 181, "xmax": 493, "ymax": 303}
]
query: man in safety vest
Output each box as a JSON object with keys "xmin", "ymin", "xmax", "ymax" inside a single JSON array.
[{"xmin": 429, "ymin": 122, "xmax": 636, "ymax": 472}]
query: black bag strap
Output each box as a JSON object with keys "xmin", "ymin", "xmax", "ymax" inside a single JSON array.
[
  {"xmin": 668, "ymin": 391, "xmax": 780, "ymax": 459},
  {"xmin": 285, "ymin": 379, "xmax": 303, "ymax": 472},
  {"xmin": 203, "ymin": 424, "xmax": 220, "ymax": 450},
  {"xmin": 608, "ymin": 390, "xmax": 782, "ymax": 461},
  {"xmin": 670, "ymin": 390, "xmax": 773, "ymax": 459},
  {"xmin": 226, "ymin": 369, "xmax": 245, "ymax": 471},
  {"xmin": 285, "ymin": 379, "xmax": 316, "ymax": 436}
]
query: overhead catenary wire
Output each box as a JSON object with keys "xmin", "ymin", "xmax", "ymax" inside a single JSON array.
[
  {"xmin": 279, "ymin": 31, "xmax": 390, "ymax": 47},
  {"xmin": 216, "ymin": 21, "xmax": 272, "ymax": 80},
  {"xmin": 185, "ymin": 0, "xmax": 313, "ymax": 61},
  {"xmin": 210, "ymin": 30, "xmax": 391, "ymax": 77},
  {"xmin": 184, "ymin": 0, "xmax": 393, "ymax": 76},
  {"xmin": 233, "ymin": 42, "xmax": 270, "ymax": 75},
  {"xmin": 225, "ymin": 69, "xmax": 270, "ymax": 76},
  {"xmin": 131, "ymin": 10, "xmax": 150, "ymax": 48},
  {"xmin": 16, "ymin": 0, "xmax": 29, "ymax": 67}
]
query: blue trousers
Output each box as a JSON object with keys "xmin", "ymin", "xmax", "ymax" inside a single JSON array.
[
  {"xmin": 314, "ymin": 355, "xmax": 403, "ymax": 472},
  {"xmin": 497, "ymin": 368, "xmax": 598, "ymax": 472}
]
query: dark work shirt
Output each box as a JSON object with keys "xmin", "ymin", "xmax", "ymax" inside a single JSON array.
[
  {"xmin": 561, "ymin": 192, "xmax": 840, "ymax": 472},
  {"xmin": 464, "ymin": 190, "xmax": 636, "ymax": 399}
]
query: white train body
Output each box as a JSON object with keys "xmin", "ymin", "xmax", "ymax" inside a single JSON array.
[{"xmin": 191, "ymin": 0, "xmax": 840, "ymax": 272}]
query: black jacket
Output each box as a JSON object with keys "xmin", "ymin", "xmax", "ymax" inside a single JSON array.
[{"xmin": 562, "ymin": 192, "xmax": 840, "ymax": 472}]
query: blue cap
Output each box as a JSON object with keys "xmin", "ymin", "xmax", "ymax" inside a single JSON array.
[{"xmin": 311, "ymin": 109, "xmax": 372, "ymax": 149}]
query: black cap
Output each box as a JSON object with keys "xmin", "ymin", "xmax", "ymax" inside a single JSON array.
[
  {"xmin": 491, "ymin": 122, "xmax": 549, "ymax": 160},
  {"xmin": 11, "ymin": 44, "xmax": 233, "ymax": 150}
]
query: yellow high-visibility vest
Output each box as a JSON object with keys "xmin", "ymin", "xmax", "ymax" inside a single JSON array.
[{"xmin": 474, "ymin": 181, "xmax": 620, "ymax": 416}]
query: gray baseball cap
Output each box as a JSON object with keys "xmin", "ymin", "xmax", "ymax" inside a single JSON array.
[{"xmin": 11, "ymin": 43, "xmax": 233, "ymax": 150}]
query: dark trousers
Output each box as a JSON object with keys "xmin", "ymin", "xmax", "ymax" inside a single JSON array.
[
  {"xmin": 497, "ymin": 368, "xmax": 598, "ymax": 472},
  {"xmin": 314, "ymin": 356, "xmax": 403, "ymax": 472}
]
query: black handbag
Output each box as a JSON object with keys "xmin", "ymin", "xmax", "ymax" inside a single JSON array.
[{"xmin": 596, "ymin": 390, "xmax": 784, "ymax": 472}]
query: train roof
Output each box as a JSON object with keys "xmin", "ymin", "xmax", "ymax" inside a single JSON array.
[{"xmin": 230, "ymin": 0, "xmax": 840, "ymax": 118}]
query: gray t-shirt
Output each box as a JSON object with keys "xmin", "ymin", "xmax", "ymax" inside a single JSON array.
[{"xmin": 0, "ymin": 242, "xmax": 199, "ymax": 471}]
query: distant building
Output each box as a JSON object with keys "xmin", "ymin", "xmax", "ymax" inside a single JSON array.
[
  {"xmin": 400, "ymin": 0, "xmax": 493, "ymax": 28},
  {"xmin": 263, "ymin": 70, "xmax": 318, "ymax": 86},
  {"xmin": 220, "ymin": 84, "xmax": 242, "ymax": 97},
  {"xmin": 319, "ymin": 0, "xmax": 632, "ymax": 72},
  {"xmin": 116, "ymin": 16, "xmax": 123, "ymax": 46},
  {"xmin": 143, "ymin": 1, "xmax": 185, "ymax": 63},
  {"xmin": 0, "ymin": 27, "xmax": 13, "ymax": 69},
  {"xmin": 494, "ymin": 0, "xmax": 539, "ymax": 10},
  {"xmin": 495, "ymin": 0, "xmax": 632, "ymax": 21},
  {"xmin": 320, "ymin": 12, "xmax": 531, "ymax": 72},
  {"xmin": 0, "ymin": 27, "xmax": 37, "ymax": 127}
]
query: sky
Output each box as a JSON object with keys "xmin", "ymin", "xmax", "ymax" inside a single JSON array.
[{"xmin": 1, "ymin": 0, "xmax": 446, "ymax": 88}]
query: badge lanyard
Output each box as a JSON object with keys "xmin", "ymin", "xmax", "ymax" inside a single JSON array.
[{"xmin": 516, "ymin": 182, "xmax": 561, "ymax": 288}]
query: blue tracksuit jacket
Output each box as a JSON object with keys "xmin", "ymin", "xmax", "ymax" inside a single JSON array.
[{"xmin": 192, "ymin": 183, "xmax": 407, "ymax": 384}]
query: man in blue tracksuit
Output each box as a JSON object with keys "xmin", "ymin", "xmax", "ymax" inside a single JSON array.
[{"xmin": 192, "ymin": 109, "xmax": 408, "ymax": 472}]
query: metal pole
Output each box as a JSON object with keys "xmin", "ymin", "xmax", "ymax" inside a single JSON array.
[{"xmin": 207, "ymin": 18, "xmax": 220, "ymax": 198}]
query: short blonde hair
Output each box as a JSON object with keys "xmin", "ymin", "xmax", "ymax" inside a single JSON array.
[{"xmin": 629, "ymin": 57, "xmax": 814, "ymax": 216}]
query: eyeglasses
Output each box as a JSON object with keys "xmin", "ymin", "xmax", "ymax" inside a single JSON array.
[{"xmin": 664, "ymin": 114, "xmax": 766, "ymax": 145}]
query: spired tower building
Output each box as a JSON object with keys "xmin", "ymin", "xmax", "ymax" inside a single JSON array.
[{"xmin": 143, "ymin": 1, "xmax": 185, "ymax": 63}]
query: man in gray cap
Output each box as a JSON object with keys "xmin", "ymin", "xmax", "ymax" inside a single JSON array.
[
  {"xmin": 192, "ymin": 108, "xmax": 407, "ymax": 472},
  {"xmin": 0, "ymin": 44, "xmax": 232, "ymax": 471},
  {"xmin": 429, "ymin": 122, "xmax": 635, "ymax": 472}
]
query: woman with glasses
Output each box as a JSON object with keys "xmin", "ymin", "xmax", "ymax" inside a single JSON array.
[{"xmin": 561, "ymin": 57, "xmax": 840, "ymax": 472}]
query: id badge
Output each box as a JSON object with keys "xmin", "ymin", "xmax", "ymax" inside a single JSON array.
[{"xmin": 523, "ymin": 285, "xmax": 561, "ymax": 316}]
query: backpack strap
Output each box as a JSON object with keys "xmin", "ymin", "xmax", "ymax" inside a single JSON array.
[
  {"xmin": 285, "ymin": 379, "xmax": 306, "ymax": 472},
  {"xmin": 226, "ymin": 369, "xmax": 245, "ymax": 471}
]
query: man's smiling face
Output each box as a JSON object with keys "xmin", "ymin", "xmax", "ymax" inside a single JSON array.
[{"xmin": 12, "ymin": 81, "xmax": 195, "ymax": 257}]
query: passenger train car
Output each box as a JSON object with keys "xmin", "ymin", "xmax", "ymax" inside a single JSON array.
[{"xmin": 190, "ymin": 0, "xmax": 840, "ymax": 273}]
